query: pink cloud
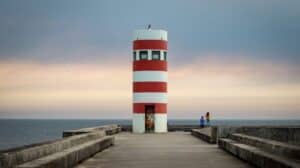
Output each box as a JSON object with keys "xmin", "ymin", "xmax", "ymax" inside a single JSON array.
[{"xmin": 0, "ymin": 55, "xmax": 299, "ymax": 119}]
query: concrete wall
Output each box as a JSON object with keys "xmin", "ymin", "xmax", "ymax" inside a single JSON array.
[
  {"xmin": 239, "ymin": 126, "xmax": 300, "ymax": 146},
  {"xmin": 0, "ymin": 131, "xmax": 106, "ymax": 168},
  {"xmin": 191, "ymin": 127, "xmax": 218, "ymax": 144},
  {"xmin": 0, "ymin": 124, "xmax": 122, "ymax": 168},
  {"xmin": 63, "ymin": 124, "xmax": 121, "ymax": 137},
  {"xmin": 217, "ymin": 126, "xmax": 300, "ymax": 146},
  {"xmin": 17, "ymin": 136, "xmax": 114, "ymax": 168}
]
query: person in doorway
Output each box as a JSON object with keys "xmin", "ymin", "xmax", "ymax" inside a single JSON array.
[
  {"xmin": 145, "ymin": 108, "xmax": 154, "ymax": 132},
  {"xmin": 200, "ymin": 116, "xmax": 205, "ymax": 128},
  {"xmin": 206, "ymin": 112, "xmax": 210, "ymax": 126}
]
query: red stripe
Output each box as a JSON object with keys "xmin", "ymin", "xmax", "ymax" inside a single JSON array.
[
  {"xmin": 133, "ymin": 40, "xmax": 167, "ymax": 50},
  {"xmin": 133, "ymin": 60, "xmax": 167, "ymax": 71},
  {"xmin": 133, "ymin": 103, "xmax": 167, "ymax": 113},
  {"xmin": 133, "ymin": 82, "xmax": 167, "ymax": 92}
]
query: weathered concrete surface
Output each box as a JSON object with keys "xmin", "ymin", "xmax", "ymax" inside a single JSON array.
[
  {"xmin": 238, "ymin": 126, "xmax": 300, "ymax": 146},
  {"xmin": 219, "ymin": 138, "xmax": 300, "ymax": 168},
  {"xmin": 0, "ymin": 131, "xmax": 106, "ymax": 168},
  {"xmin": 191, "ymin": 127, "xmax": 217, "ymax": 144},
  {"xmin": 76, "ymin": 132, "xmax": 252, "ymax": 168},
  {"xmin": 216, "ymin": 126, "xmax": 300, "ymax": 146},
  {"xmin": 17, "ymin": 136, "xmax": 114, "ymax": 168},
  {"xmin": 230, "ymin": 133, "xmax": 300, "ymax": 160},
  {"xmin": 63, "ymin": 124, "xmax": 121, "ymax": 137},
  {"xmin": 218, "ymin": 126, "xmax": 300, "ymax": 167}
]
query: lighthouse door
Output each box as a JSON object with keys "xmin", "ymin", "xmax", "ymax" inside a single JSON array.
[{"xmin": 145, "ymin": 105, "xmax": 155, "ymax": 133}]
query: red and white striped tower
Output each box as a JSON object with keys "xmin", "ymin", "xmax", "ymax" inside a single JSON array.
[{"xmin": 132, "ymin": 27, "xmax": 168, "ymax": 133}]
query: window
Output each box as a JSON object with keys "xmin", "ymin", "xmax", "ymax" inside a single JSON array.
[
  {"xmin": 152, "ymin": 51, "xmax": 160, "ymax": 60},
  {"xmin": 133, "ymin": 51, "xmax": 137, "ymax": 60},
  {"xmin": 163, "ymin": 51, "xmax": 167, "ymax": 61},
  {"xmin": 140, "ymin": 51, "xmax": 148, "ymax": 60}
]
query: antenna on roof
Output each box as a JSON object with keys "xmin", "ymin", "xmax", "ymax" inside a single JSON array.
[{"xmin": 147, "ymin": 24, "xmax": 151, "ymax": 30}]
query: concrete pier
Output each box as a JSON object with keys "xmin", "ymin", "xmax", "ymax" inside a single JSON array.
[
  {"xmin": 76, "ymin": 132, "xmax": 252, "ymax": 168},
  {"xmin": 2, "ymin": 125, "xmax": 299, "ymax": 168}
]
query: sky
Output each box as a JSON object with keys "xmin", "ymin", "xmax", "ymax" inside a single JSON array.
[{"xmin": 0, "ymin": 0, "xmax": 299, "ymax": 119}]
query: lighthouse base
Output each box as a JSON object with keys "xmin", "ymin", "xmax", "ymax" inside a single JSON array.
[
  {"xmin": 132, "ymin": 113, "xmax": 167, "ymax": 133},
  {"xmin": 154, "ymin": 114, "xmax": 167, "ymax": 133},
  {"xmin": 133, "ymin": 113, "xmax": 145, "ymax": 133}
]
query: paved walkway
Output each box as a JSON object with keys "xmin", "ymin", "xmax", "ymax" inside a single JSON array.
[{"xmin": 76, "ymin": 132, "xmax": 252, "ymax": 168}]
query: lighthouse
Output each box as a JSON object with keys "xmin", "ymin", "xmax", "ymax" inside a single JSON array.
[{"xmin": 132, "ymin": 26, "xmax": 168, "ymax": 133}]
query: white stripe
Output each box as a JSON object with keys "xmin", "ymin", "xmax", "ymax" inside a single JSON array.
[
  {"xmin": 132, "ymin": 113, "xmax": 145, "ymax": 133},
  {"xmin": 133, "ymin": 71, "xmax": 167, "ymax": 82},
  {"xmin": 133, "ymin": 93, "xmax": 167, "ymax": 103},
  {"xmin": 135, "ymin": 51, "xmax": 140, "ymax": 60},
  {"xmin": 133, "ymin": 29, "xmax": 167, "ymax": 41},
  {"xmin": 147, "ymin": 50, "xmax": 151, "ymax": 60},
  {"xmin": 160, "ymin": 51, "xmax": 164, "ymax": 60},
  {"xmin": 154, "ymin": 114, "xmax": 167, "ymax": 133}
]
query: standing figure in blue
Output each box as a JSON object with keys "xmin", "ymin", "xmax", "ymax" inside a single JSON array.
[{"xmin": 200, "ymin": 116, "xmax": 205, "ymax": 128}]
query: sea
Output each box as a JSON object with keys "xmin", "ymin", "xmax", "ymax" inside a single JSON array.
[{"xmin": 0, "ymin": 119, "xmax": 299, "ymax": 150}]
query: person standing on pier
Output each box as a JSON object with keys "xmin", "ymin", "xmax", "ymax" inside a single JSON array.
[
  {"xmin": 200, "ymin": 116, "xmax": 205, "ymax": 128},
  {"xmin": 206, "ymin": 112, "xmax": 210, "ymax": 126}
]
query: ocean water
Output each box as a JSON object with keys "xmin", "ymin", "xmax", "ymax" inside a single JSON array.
[{"xmin": 0, "ymin": 119, "xmax": 299, "ymax": 150}]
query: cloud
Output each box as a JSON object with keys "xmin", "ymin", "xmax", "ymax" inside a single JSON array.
[
  {"xmin": 0, "ymin": 0, "xmax": 299, "ymax": 118},
  {"xmin": 0, "ymin": 0, "xmax": 300, "ymax": 63},
  {"xmin": 0, "ymin": 55, "xmax": 299, "ymax": 119},
  {"xmin": 170, "ymin": 53, "xmax": 300, "ymax": 87}
]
